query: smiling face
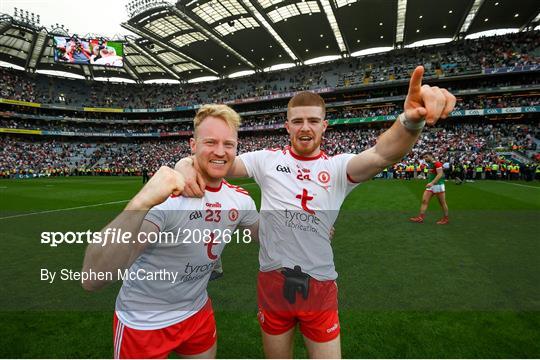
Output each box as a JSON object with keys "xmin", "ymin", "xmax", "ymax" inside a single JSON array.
[
  {"xmin": 190, "ymin": 116, "xmax": 237, "ymax": 185},
  {"xmin": 285, "ymin": 105, "xmax": 328, "ymax": 157}
]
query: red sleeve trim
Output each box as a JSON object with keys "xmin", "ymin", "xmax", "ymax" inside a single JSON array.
[
  {"xmin": 347, "ymin": 173, "xmax": 361, "ymax": 184},
  {"xmin": 144, "ymin": 219, "xmax": 161, "ymax": 232},
  {"xmin": 434, "ymin": 162, "xmax": 443, "ymax": 169},
  {"xmin": 224, "ymin": 180, "xmax": 251, "ymax": 196}
]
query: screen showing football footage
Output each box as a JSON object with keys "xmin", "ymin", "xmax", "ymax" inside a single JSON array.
[{"xmin": 53, "ymin": 36, "xmax": 124, "ymax": 67}]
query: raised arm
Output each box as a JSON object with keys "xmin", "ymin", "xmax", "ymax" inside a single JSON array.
[
  {"xmin": 81, "ymin": 166, "xmax": 185, "ymax": 291},
  {"xmin": 347, "ymin": 66, "xmax": 456, "ymax": 183}
]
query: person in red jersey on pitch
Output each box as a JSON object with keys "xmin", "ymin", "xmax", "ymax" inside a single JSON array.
[{"xmin": 409, "ymin": 152, "xmax": 450, "ymax": 224}]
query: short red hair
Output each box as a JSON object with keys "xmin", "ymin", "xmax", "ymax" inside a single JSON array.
[{"xmin": 287, "ymin": 91, "xmax": 326, "ymax": 117}]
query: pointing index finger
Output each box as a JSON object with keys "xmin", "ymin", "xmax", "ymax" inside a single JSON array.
[{"xmin": 407, "ymin": 65, "xmax": 424, "ymax": 96}]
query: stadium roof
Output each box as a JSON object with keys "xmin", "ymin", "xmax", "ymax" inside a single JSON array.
[{"xmin": 0, "ymin": 0, "xmax": 539, "ymax": 82}]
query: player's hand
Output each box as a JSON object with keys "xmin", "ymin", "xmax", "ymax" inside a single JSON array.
[
  {"xmin": 330, "ymin": 226, "xmax": 335, "ymax": 241},
  {"xmin": 174, "ymin": 157, "xmax": 206, "ymax": 198},
  {"xmin": 129, "ymin": 166, "xmax": 185, "ymax": 210},
  {"xmin": 404, "ymin": 66, "xmax": 456, "ymax": 125},
  {"xmin": 426, "ymin": 182, "xmax": 434, "ymax": 188}
]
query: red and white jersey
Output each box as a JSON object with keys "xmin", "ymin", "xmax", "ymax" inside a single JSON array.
[
  {"xmin": 239, "ymin": 146, "xmax": 359, "ymax": 281},
  {"xmin": 115, "ymin": 181, "xmax": 258, "ymax": 330}
]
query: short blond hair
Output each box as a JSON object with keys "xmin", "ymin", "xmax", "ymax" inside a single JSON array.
[{"xmin": 193, "ymin": 104, "xmax": 241, "ymax": 137}]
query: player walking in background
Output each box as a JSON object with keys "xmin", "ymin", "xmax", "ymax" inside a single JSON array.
[
  {"xmin": 409, "ymin": 152, "xmax": 449, "ymax": 224},
  {"xmin": 176, "ymin": 66, "xmax": 456, "ymax": 358},
  {"xmin": 82, "ymin": 104, "xmax": 258, "ymax": 358}
]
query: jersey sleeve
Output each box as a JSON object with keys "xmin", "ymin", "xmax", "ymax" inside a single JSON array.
[
  {"xmin": 238, "ymin": 150, "xmax": 268, "ymax": 186},
  {"xmin": 144, "ymin": 196, "xmax": 176, "ymax": 232},
  {"xmin": 238, "ymin": 197, "xmax": 259, "ymax": 227},
  {"xmin": 332, "ymin": 153, "xmax": 361, "ymax": 197},
  {"xmin": 434, "ymin": 161, "xmax": 443, "ymax": 169}
]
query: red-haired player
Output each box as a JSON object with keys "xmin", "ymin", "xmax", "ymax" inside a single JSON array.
[{"xmin": 176, "ymin": 66, "xmax": 456, "ymax": 358}]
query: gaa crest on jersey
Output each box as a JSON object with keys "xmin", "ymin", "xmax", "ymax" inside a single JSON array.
[
  {"xmin": 189, "ymin": 210, "xmax": 203, "ymax": 220},
  {"xmin": 317, "ymin": 170, "xmax": 330, "ymax": 184},
  {"xmin": 228, "ymin": 208, "xmax": 239, "ymax": 222},
  {"xmin": 276, "ymin": 164, "xmax": 292, "ymax": 173}
]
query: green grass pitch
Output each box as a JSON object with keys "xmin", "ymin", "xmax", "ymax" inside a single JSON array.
[{"xmin": 0, "ymin": 177, "xmax": 539, "ymax": 358}]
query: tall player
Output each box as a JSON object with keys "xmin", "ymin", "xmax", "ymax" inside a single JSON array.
[
  {"xmin": 176, "ymin": 66, "xmax": 456, "ymax": 358},
  {"xmin": 82, "ymin": 104, "xmax": 259, "ymax": 358},
  {"xmin": 409, "ymin": 152, "xmax": 449, "ymax": 224}
]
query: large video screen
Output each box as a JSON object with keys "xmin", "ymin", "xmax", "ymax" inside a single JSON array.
[{"xmin": 53, "ymin": 36, "xmax": 124, "ymax": 68}]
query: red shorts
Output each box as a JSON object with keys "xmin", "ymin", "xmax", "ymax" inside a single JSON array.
[
  {"xmin": 113, "ymin": 299, "xmax": 216, "ymax": 359},
  {"xmin": 257, "ymin": 270, "xmax": 340, "ymax": 342}
]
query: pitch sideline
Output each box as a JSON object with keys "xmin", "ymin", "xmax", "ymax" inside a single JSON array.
[{"xmin": 0, "ymin": 200, "xmax": 130, "ymax": 220}]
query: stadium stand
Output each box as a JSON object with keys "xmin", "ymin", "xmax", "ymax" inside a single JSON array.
[
  {"xmin": 0, "ymin": 31, "xmax": 538, "ymax": 107},
  {"xmin": 1, "ymin": 119, "xmax": 538, "ymax": 179},
  {"xmin": 1, "ymin": 94, "xmax": 539, "ymax": 131},
  {"xmin": 1, "ymin": 31, "xmax": 539, "ymax": 180}
]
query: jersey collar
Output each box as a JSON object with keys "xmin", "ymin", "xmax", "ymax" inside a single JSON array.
[
  {"xmin": 288, "ymin": 146, "xmax": 325, "ymax": 161},
  {"xmin": 205, "ymin": 181, "xmax": 223, "ymax": 192}
]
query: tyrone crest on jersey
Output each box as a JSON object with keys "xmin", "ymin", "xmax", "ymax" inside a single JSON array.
[
  {"xmin": 317, "ymin": 170, "xmax": 330, "ymax": 184},
  {"xmin": 228, "ymin": 208, "xmax": 239, "ymax": 222}
]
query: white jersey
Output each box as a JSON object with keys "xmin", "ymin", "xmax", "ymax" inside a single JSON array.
[
  {"xmin": 115, "ymin": 181, "xmax": 258, "ymax": 330},
  {"xmin": 239, "ymin": 146, "xmax": 359, "ymax": 281}
]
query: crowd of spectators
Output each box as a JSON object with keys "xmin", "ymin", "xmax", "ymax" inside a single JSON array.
[
  {"xmin": 0, "ymin": 30, "xmax": 538, "ymax": 108},
  {"xmin": 1, "ymin": 93, "xmax": 537, "ymax": 134},
  {"xmin": 337, "ymin": 30, "xmax": 539, "ymax": 87},
  {"xmin": 0, "ymin": 136, "xmax": 92, "ymax": 174},
  {"xmin": 1, "ymin": 31, "xmax": 539, "ymax": 180},
  {"xmin": 454, "ymin": 95, "xmax": 540, "ymax": 110},
  {"xmin": 0, "ymin": 118, "xmax": 192, "ymax": 133},
  {"xmin": 0, "ymin": 69, "xmax": 36, "ymax": 102},
  {"xmin": 1, "ymin": 121, "xmax": 537, "ymax": 179}
]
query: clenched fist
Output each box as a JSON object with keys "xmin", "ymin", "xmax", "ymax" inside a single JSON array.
[{"xmin": 128, "ymin": 166, "xmax": 185, "ymax": 210}]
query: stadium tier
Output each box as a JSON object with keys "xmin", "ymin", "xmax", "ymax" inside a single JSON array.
[
  {"xmin": 1, "ymin": 30, "xmax": 539, "ymax": 180},
  {"xmin": 0, "ymin": 30, "xmax": 538, "ymax": 108}
]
